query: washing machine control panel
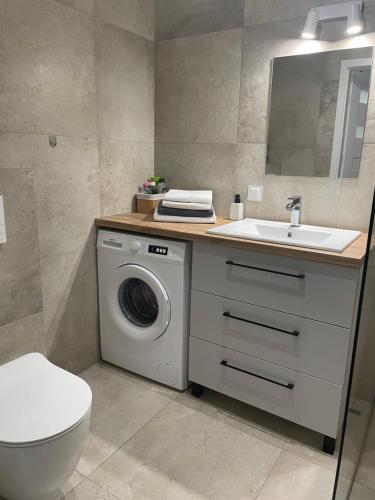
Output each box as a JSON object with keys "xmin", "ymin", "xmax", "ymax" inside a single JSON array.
[
  {"xmin": 148, "ymin": 244, "xmax": 168, "ymax": 256},
  {"xmin": 97, "ymin": 230, "xmax": 188, "ymax": 265}
]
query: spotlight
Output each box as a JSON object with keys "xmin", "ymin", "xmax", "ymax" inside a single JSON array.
[{"xmin": 301, "ymin": 1, "xmax": 364, "ymax": 40}]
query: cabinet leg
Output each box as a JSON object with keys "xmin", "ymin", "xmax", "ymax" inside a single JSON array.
[
  {"xmin": 191, "ymin": 383, "xmax": 204, "ymax": 398},
  {"xmin": 323, "ymin": 436, "xmax": 336, "ymax": 455}
]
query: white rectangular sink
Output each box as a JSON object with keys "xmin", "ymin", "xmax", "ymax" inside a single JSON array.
[{"xmin": 207, "ymin": 219, "xmax": 361, "ymax": 253}]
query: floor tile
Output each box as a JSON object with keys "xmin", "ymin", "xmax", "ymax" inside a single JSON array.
[
  {"xmin": 356, "ymin": 417, "xmax": 375, "ymax": 490},
  {"xmin": 339, "ymin": 410, "xmax": 371, "ymax": 483},
  {"xmin": 90, "ymin": 397, "xmax": 281, "ymax": 499},
  {"xmin": 350, "ymin": 481, "xmax": 375, "ymax": 500},
  {"xmin": 180, "ymin": 389, "xmax": 337, "ymax": 474},
  {"xmin": 64, "ymin": 478, "xmax": 119, "ymax": 500},
  {"xmin": 186, "ymin": 388, "xmax": 326, "ymax": 452},
  {"xmin": 256, "ymin": 451, "xmax": 335, "ymax": 500},
  {"xmin": 77, "ymin": 363, "xmax": 178, "ymax": 476},
  {"xmin": 59, "ymin": 471, "xmax": 86, "ymax": 499}
]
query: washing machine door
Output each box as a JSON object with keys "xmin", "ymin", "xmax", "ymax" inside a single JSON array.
[{"xmin": 113, "ymin": 264, "xmax": 171, "ymax": 342}]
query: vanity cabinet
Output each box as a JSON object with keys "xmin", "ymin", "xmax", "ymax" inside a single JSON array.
[{"xmin": 189, "ymin": 242, "xmax": 362, "ymax": 449}]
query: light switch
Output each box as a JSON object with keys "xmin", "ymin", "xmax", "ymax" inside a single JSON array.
[
  {"xmin": 0, "ymin": 195, "xmax": 7, "ymax": 244},
  {"xmin": 247, "ymin": 185, "xmax": 263, "ymax": 202}
]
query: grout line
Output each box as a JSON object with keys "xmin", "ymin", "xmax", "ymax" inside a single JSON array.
[
  {"xmin": 94, "ymin": 15, "xmax": 155, "ymax": 43},
  {"xmin": 99, "ymin": 137, "xmax": 154, "ymax": 145},
  {"xmin": 85, "ymin": 399, "xmax": 175, "ymax": 480},
  {"xmin": 0, "ymin": 311, "xmax": 44, "ymax": 336},
  {"xmin": 154, "ymin": 141, "xmax": 237, "ymax": 146},
  {"xmin": 93, "ymin": 18, "xmax": 103, "ymax": 217},
  {"xmin": 0, "ymin": 128, "xmax": 154, "ymax": 146},
  {"xmin": 253, "ymin": 448, "xmax": 284, "ymax": 500},
  {"xmin": 51, "ymin": 0, "xmax": 92, "ymax": 17},
  {"xmin": 0, "ymin": 129, "xmax": 97, "ymax": 141},
  {"xmin": 355, "ymin": 477, "xmax": 375, "ymax": 492},
  {"xmin": 156, "ymin": 25, "xmax": 244, "ymax": 44},
  {"xmin": 61, "ymin": 471, "xmax": 86, "ymax": 499},
  {"xmin": 63, "ymin": 477, "xmax": 123, "ymax": 500},
  {"xmin": 51, "ymin": 0, "xmax": 155, "ymax": 43}
]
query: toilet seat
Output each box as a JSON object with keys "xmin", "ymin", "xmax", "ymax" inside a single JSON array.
[{"xmin": 0, "ymin": 353, "xmax": 92, "ymax": 446}]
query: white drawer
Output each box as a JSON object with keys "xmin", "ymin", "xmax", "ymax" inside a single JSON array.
[
  {"xmin": 190, "ymin": 291, "xmax": 350, "ymax": 385},
  {"xmin": 189, "ymin": 337, "xmax": 342, "ymax": 437},
  {"xmin": 192, "ymin": 242, "xmax": 360, "ymax": 328}
]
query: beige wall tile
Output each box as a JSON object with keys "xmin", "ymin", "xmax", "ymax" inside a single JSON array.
[
  {"xmin": 0, "ymin": 313, "xmax": 46, "ymax": 366},
  {"xmin": 245, "ymin": 175, "xmax": 342, "ymax": 227},
  {"xmin": 99, "ymin": 140, "xmax": 154, "ymax": 215},
  {"xmin": 234, "ymin": 143, "xmax": 267, "ymax": 192},
  {"xmin": 0, "ymin": 0, "xmax": 97, "ymax": 137},
  {"xmin": 0, "ymin": 132, "xmax": 97, "ymax": 170},
  {"xmin": 95, "ymin": 21, "xmax": 155, "ymax": 142},
  {"xmin": 32, "ymin": 136, "xmax": 100, "ymax": 258},
  {"xmin": 155, "ymin": 0, "xmax": 244, "ymax": 41},
  {"xmin": 45, "ymin": 238, "xmax": 99, "ymax": 374},
  {"xmin": 0, "ymin": 133, "xmax": 99, "ymax": 371},
  {"xmin": 94, "ymin": 0, "xmax": 154, "ymax": 40},
  {"xmin": 0, "ymin": 168, "xmax": 43, "ymax": 327},
  {"xmin": 55, "ymin": 0, "xmax": 93, "ymax": 15},
  {"xmin": 40, "ymin": 249, "xmax": 88, "ymax": 339},
  {"xmin": 238, "ymin": 17, "xmax": 317, "ymax": 144},
  {"xmin": 336, "ymin": 144, "xmax": 375, "ymax": 230},
  {"xmin": 155, "ymin": 143, "xmax": 236, "ymax": 216},
  {"xmin": 234, "ymin": 142, "xmax": 345, "ymax": 227},
  {"xmin": 156, "ymin": 29, "xmax": 242, "ymax": 144}
]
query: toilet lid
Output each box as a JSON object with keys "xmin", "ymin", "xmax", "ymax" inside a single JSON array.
[{"xmin": 0, "ymin": 353, "xmax": 92, "ymax": 445}]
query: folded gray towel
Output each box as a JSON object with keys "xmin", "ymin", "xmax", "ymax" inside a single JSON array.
[{"xmin": 157, "ymin": 201, "xmax": 214, "ymax": 218}]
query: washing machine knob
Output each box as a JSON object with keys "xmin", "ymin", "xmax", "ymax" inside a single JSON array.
[{"xmin": 131, "ymin": 241, "xmax": 141, "ymax": 253}]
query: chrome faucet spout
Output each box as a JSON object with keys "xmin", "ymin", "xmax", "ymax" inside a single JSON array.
[{"xmin": 286, "ymin": 195, "xmax": 302, "ymax": 227}]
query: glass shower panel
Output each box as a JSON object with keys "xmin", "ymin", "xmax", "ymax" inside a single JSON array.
[{"xmin": 333, "ymin": 188, "xmax": 375, "ymax": 499}]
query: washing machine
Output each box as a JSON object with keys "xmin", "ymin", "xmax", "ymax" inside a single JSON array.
[{"xmin": 97, "ymin": 229, "xmax": 191, "ymax": 390}]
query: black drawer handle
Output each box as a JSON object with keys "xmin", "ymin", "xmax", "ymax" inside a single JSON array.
[
  {"xmin": 220, "ymin": 360, "xmax": 294, "ymax": 390},
  {"xmin": 226, "ymin": 260, "xmax": 305, "ymax": 279},
  {"xmin": 223, "ymin": 312, "xmax": 300, "ymax": 337}
]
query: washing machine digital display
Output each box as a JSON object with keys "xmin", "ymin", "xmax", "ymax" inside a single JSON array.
[{"xmin": 148, "ymin": 244, "xmax": 168, "ymax": 256}]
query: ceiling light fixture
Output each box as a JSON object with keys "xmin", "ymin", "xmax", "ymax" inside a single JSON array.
[
  {"xmin": 302, "ymin": 9, "xmax": 319, "ymax": 39},
  {"xmin": 301, "ymin": 1, "xmax": 364, "ymax": 40}
]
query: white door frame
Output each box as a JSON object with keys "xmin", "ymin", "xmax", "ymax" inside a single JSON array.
[{"xmin": 329, "ymin": 58, "xmax": 372, "ymax": 178}]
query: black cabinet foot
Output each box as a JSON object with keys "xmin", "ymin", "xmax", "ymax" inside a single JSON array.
[
  {"xmin": 323, "ymin": 435, "xmax": 336, "ymax": 455},
  {"xmin": 191, "ymin": 382, "xmax": 204, "ymax": 398}
]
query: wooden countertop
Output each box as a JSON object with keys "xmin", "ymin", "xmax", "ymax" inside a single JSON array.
[{"xmin": 95, "ymin": 213, "xmax": 367, "ymax": 268}]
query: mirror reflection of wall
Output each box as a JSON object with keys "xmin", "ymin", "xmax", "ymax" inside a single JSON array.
[{"xmin": 266, "ymin": 48, "xmax": 373, "ymax": 179}]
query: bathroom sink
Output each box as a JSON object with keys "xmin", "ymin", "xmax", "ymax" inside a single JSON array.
[{"xmin": 207, "ymin": 219, "xmax": 361, "ymax": 252}]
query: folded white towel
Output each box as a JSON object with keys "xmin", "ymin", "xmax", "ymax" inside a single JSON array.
[
  {"xmin": 153, "ymin": 207, "xmax": 216, "ymax": 224},
  {"xmin": 164, "ymin": 189, "xmax": 212, "ymax": 205},
  {"xmin": 162, "ymin": 200, "xmax": 212, "ymax": 211}
]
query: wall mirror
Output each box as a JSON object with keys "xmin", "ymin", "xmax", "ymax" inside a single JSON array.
[{"xmin": 266, "ymin": 47, "xmax": 373, "ymax": 178}]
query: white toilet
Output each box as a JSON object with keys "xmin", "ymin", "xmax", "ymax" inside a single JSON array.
[{"xmin": 0, "ymin": 353, "xmax": 92, "ymax": 500}]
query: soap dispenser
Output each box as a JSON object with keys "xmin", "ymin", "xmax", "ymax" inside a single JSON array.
[{"xmin": 229, "ymin": 194, "xmax": 244, "ymax": 221}]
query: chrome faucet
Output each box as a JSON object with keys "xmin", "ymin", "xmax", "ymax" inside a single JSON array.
[{"xmin": 286, "ymin": 195, "xmax": 302, "ymax": 227}]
